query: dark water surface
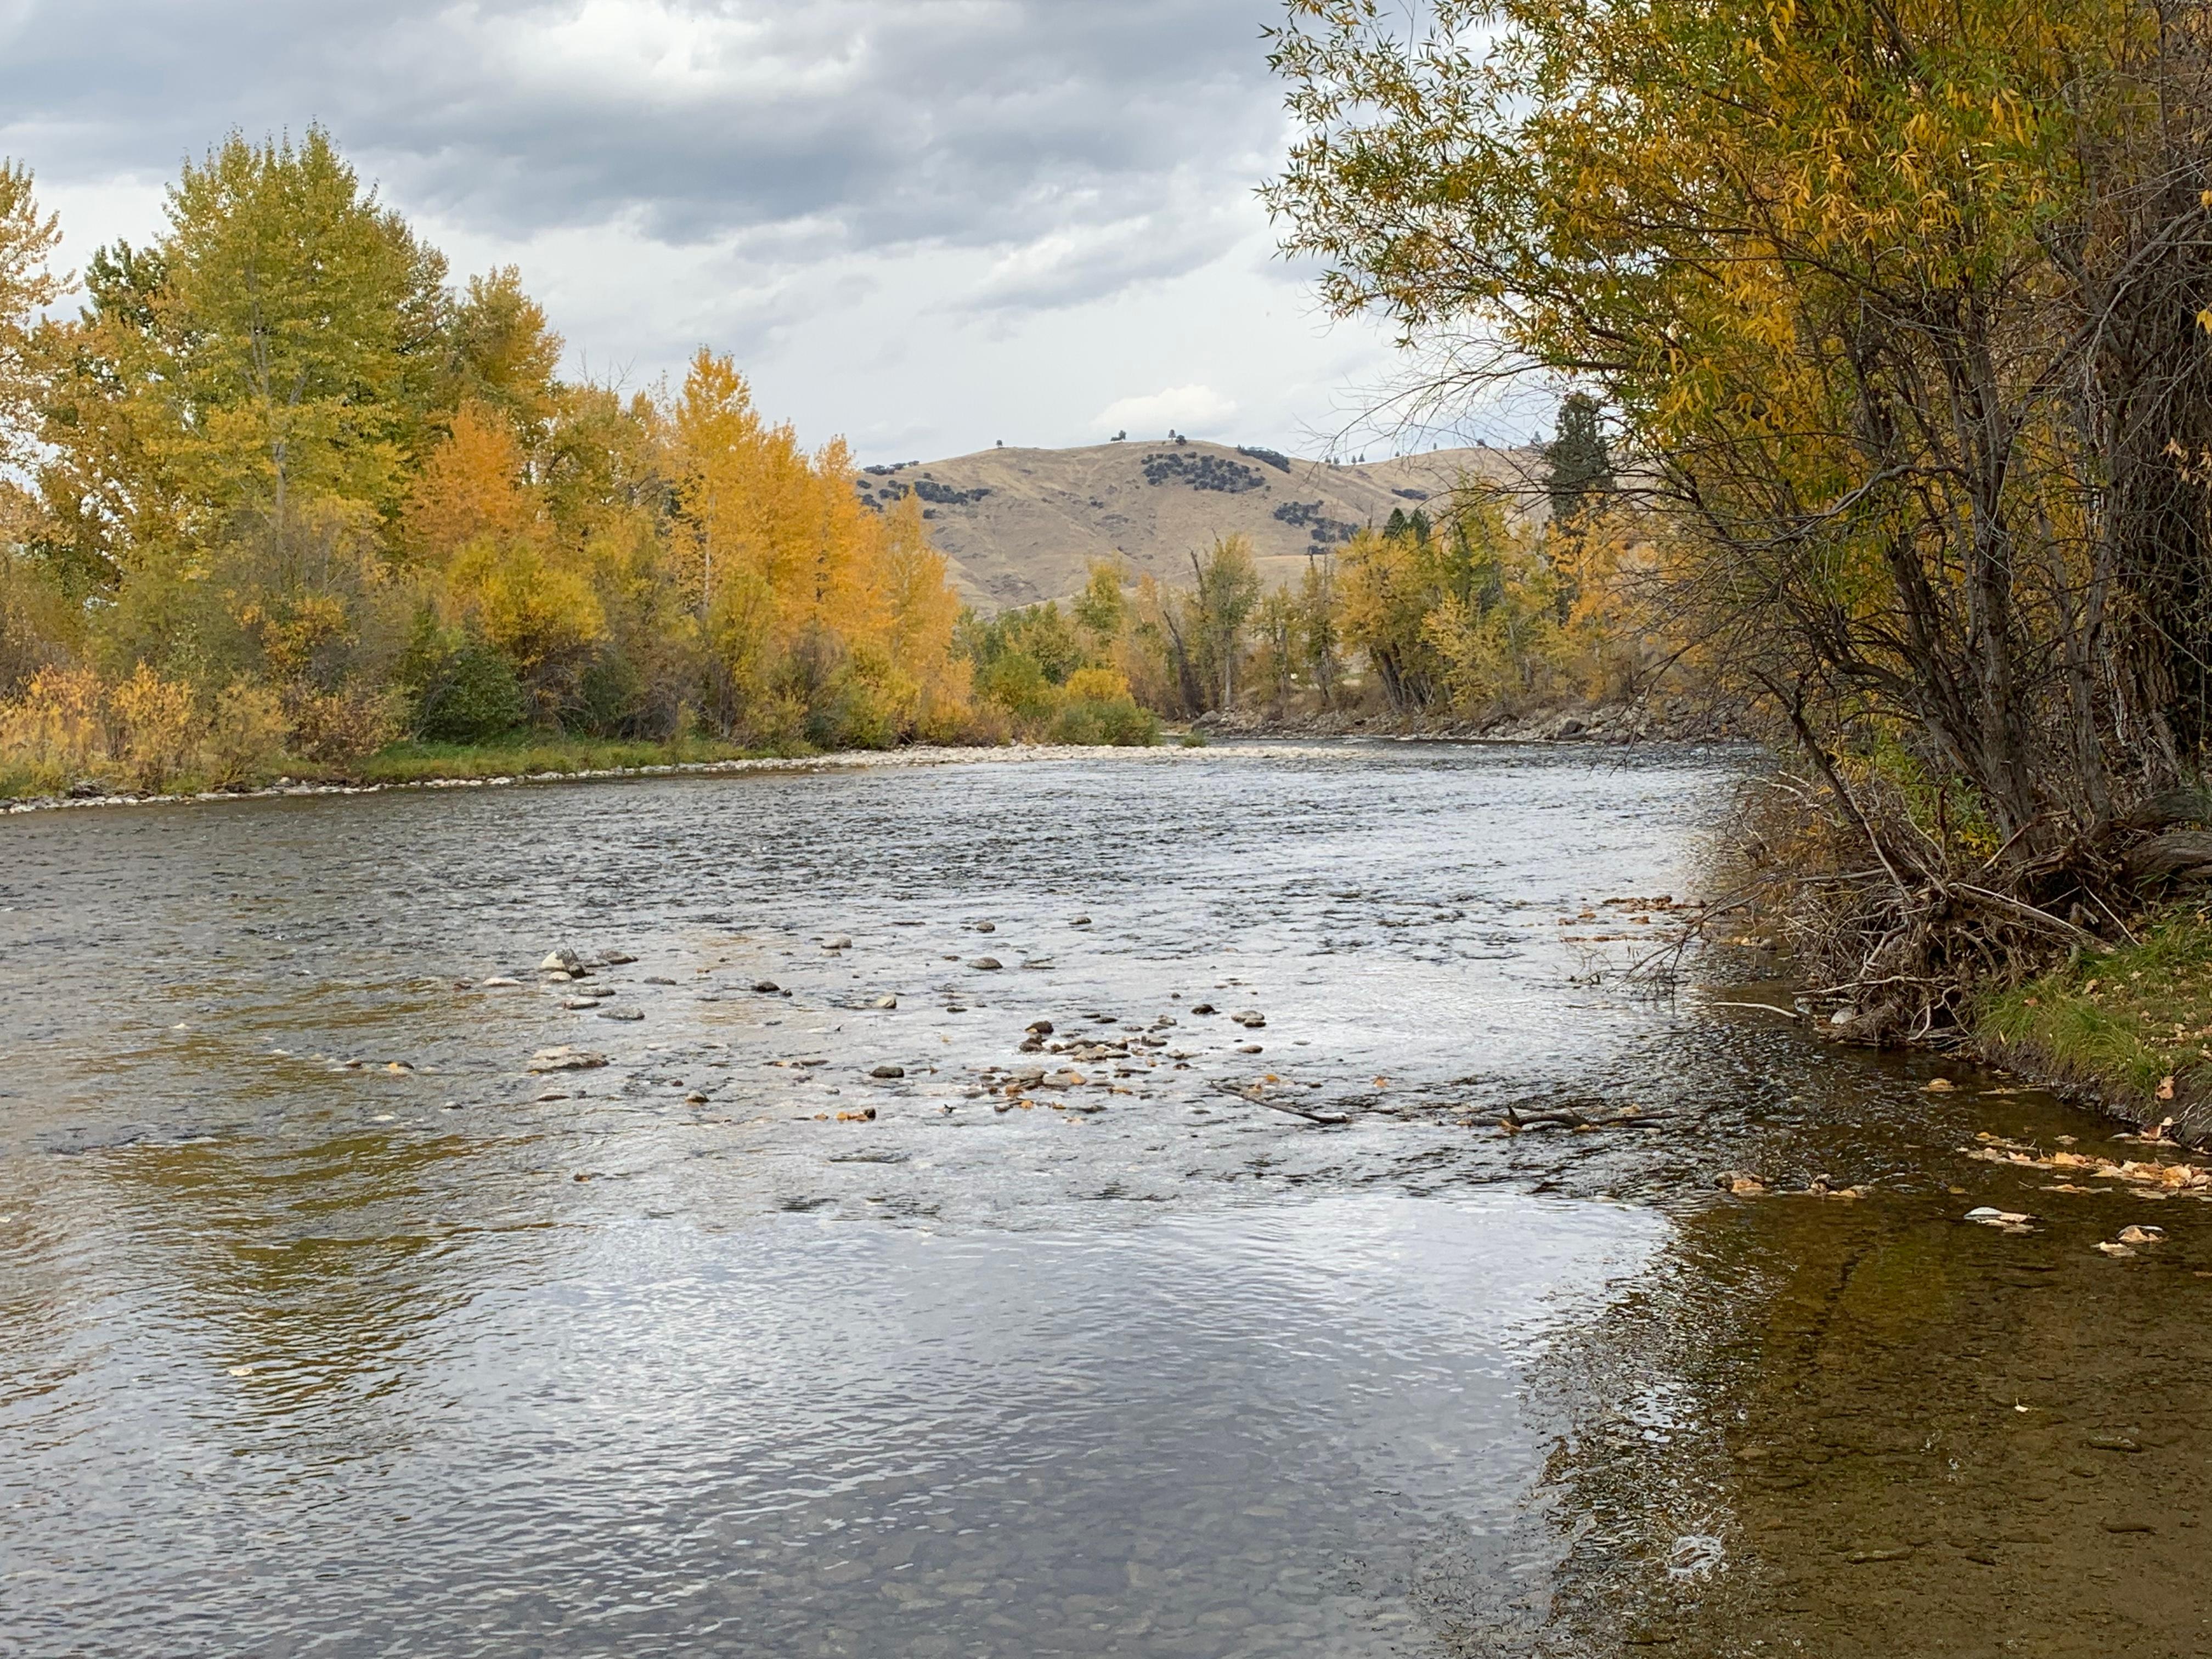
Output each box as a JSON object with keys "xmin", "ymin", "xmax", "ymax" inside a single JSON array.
[{"xmin": 3, "ymin": 743, "xmax": 2209, "ymax": 1657}]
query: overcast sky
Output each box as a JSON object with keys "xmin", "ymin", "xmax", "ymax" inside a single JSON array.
[{"xmin": 0, "ymin": 0, "xmax": 1520, "ymax": 464}]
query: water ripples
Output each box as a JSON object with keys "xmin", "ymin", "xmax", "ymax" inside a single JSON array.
[{"xmin": 0, "ymin": 743, "xmax": 1733, "ymax": 1655}]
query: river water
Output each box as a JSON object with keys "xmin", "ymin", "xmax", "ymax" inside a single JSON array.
[{"xmin": 3, "ymin": 742, "xmax": 2209, "ymax": 1657}]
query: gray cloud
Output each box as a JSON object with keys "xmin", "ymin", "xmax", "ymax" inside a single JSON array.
[
  {"xmin": 0, "ymin": 0, "xmax": 1290, "ymax": 302},
  {"xmin": 0, "ymin": 0, "xmax": 1425, "ymax": 463}
]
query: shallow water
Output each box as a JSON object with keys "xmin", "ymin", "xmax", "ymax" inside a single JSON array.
[{"xmin": 3, "ymin": 742, "xmax": 2209, "ymax": 1656}]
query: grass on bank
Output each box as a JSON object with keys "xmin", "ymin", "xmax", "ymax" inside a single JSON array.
[
  {"xmin": 1980, "ymin": 905, "xmax": 2212, "ymax": 1113},
  {"xmin": 1, "ymin": 714, "xmax": 1166, "ymax": 802},
  {"xmin": 0, "ymin": 732, "xmax": 780, "ymax": 799},
  {"xmin": 349, "ymin": 734, "xmax": 777, "ymax": 786}
]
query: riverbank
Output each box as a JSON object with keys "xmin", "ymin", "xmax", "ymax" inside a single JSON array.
[
  {"xmin": 0, "ymin": 735, "xmax": 1308, "ymax": 815},
  {"xmin": 0, "ymin": 733, "xmax": 769, "ymax": 805},
  {"xmin": 1978, "ymin": 904, "xmax": 2212, "ymax": 1143},
  {"xmin": 1191, "ymin": 691, "xmax": 1756, "ymax": 746},
  {"xmin": 1, "ymin": 696, "xmax": 1753, "ymax": 814}
]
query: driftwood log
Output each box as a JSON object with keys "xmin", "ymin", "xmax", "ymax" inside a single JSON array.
[
  {"xmin": 2124, "ymin": 830, "xmax": 2212, "ymax": 886},
  {"xmin": 2123, "ymin": 789, "xmax": 2212, "ymax": 833}
]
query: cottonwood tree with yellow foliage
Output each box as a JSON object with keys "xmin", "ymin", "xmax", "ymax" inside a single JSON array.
[
  {"xmin": 0, "ymin": 127, "xmax": 989, "ymax": 793},
  {"xmin": 1268, "ymin": 0, "xmax": 2212, "ymax": 1032},
  {"xmin": 0, "ymin": 160, "xmax": 67, "ymax": 691},
  {"xmin": 669, "ymin": 351, "xmax": 970, "ymax": 747}
]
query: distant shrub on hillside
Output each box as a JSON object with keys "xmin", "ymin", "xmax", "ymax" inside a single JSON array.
[
  {"xmin": 853, "ymin": 476, "xmax": 910, "ymax": 514},
  {"xmin": 1272, "ymin": 500, "xmax": 1358, "ymax": 546},
  {"xmin": 1237, "ymin": 445, "xmax": 1293, "ymax": 473},
  {"xmin": 912, "ymin": 478, "xmax": 991, "ymax": 507},
  {"xmin": 1142, "ymin": 452, "xmax": 1265, "ymax": 493}
]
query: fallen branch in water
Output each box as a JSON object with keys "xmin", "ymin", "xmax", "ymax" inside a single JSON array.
[
  {"xmin": 1502, "ymin": 1106, "xmax": 1588, "ymax": 1128},
  {"xmin": 1210, "ymin": 1082, "xmax": 1350, "ymax": 1125}
]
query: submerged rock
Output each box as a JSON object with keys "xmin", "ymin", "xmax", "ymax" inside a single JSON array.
[
  {"xmin": 752, "ymin": 979, "xmax": 781, "ymax": 993},
  {"xmin": 969, "ymin": 956, "xmax": 1002, "ymax": 970},
  {"xmin": 529, "ymin": 1046, "xmax": 607, "ymax": 1073},
  {"xmin": 870, "ymin": 1064, "xmax": 906, "ymax": 1079},
  {"xmin": 873, "ymin": 994, "xmax": 899, "ymax": 1009},
  {"xmin": 597, "ymin": 1004, "xmax": 645, "ymax": 1022}
]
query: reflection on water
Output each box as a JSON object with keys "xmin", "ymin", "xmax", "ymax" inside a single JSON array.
[
  {"xmin": 3, "ymin": 743, "xmax": 2209, "ymax": 1655},
  {"xmin": 1530, "ymin": 1021, "xmax": 2212, "ymax": 1657},
  {"xmin": 18, "ymin": 1197, "xmax": 1661, "ymax": 1656}
]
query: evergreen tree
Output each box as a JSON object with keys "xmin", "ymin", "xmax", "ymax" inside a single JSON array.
[{"xmin": 1541, "ymin": 392, "xmax": 1612, "ymax": 530}]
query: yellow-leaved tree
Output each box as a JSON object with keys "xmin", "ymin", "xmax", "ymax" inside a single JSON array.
[
  {"xmin": 1267, "ymin": 0, "xmax": 2212, "ymax": 1030},
  {"xmin": 0, "ymin": 159, "xmax": 74, "ymax": 692},
  {"xmin": 672, "ymin": 351, "xmax": 964, "ymax": 747}
]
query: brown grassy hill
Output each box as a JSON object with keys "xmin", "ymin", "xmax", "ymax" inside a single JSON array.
[{"xmin": 855, "ymin": 439, "xmax": 1545, "ymax": 612}]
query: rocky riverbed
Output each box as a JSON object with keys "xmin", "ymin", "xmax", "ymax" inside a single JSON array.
[{"xmin": 3, "ymin": 740, "xmax": 2207, "ymax": 1657}]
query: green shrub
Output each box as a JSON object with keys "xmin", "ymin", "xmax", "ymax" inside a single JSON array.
[
  {"xmin": 975, "ymin": 651, "xmax": 1057, "ymax": 721},
  {"xmin": 411, "ymin": 634, "xmax": 526, "ymax": 743},
  {"xmin": 572, "ymin": 652, "xmax": 648, "ymax": 738},
  {"xmin": 1049, "ymin": 695, "xmax": 1159, "ymax": 746}
]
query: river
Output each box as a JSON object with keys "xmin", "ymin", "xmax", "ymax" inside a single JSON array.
[{"xmin": 3, "ymin": 741, "xmax": 2208, "ymax": 1657}]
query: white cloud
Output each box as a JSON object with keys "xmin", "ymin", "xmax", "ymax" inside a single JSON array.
[
  {"xmin": 1, "ymin": 1, "xmax": 1534, "ymax": 464},
  {"xmin": 1093, "ymin": 385, "xmax": 1241, "ymax": 440}
]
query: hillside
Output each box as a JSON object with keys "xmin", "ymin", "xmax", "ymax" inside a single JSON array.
[{"xmin": 855, "ymin": 440, "xmax": 1544, "ymax": 612}]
